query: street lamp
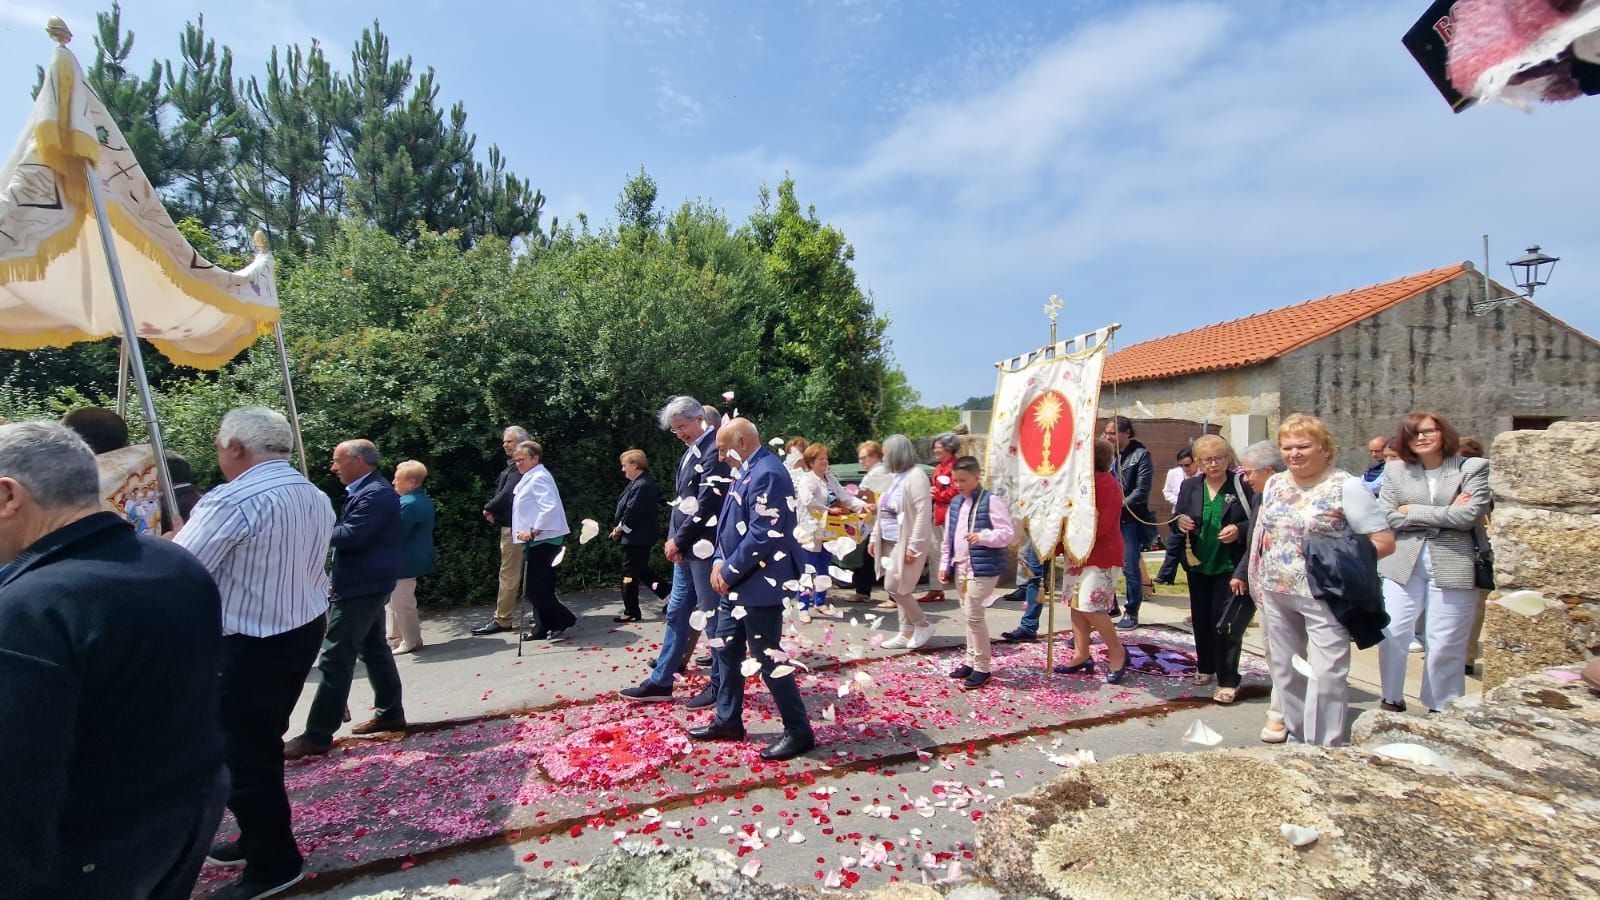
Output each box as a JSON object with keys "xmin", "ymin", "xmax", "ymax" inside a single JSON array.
[{"xmin": 1472, "ymin": 238, "xmax": 1560, "ymax": 316}]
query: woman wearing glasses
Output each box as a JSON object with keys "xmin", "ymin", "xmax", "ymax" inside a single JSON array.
[
  {"xmin": 1376, "ymin": 412, "xmax": 1490, "ymax": 712},
  {"xmin": 1173, "ymin": 434, "xmax": 1255, "ymax": 703}
]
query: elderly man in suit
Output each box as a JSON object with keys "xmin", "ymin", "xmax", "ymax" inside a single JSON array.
[
  {"xmin": 688, "ymin": 418, "xmax": 815, "ymax": 761},
  {"xmin": 619, "ymin": 397, "xmax": 728, "ymax": 704},
  {"xmin": 286, "ymin": 439, "xmax": 406, "ymax": 759},
  {"xmin": 0, "ymin": 421, "xmax": 226, "ymax": 898},
  {"xmin": 474, "ymin": 426, "xmax": 531, "ymax": 635}
]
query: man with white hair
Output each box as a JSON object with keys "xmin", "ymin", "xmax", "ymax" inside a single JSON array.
[
  {"xmin": 286, "ymin": 439, "xmax": 406, "ymax": 760},
  {"xmin": 0, "ymin": 421, "xmax": 226, "ymax": 898},
  {"xmin": 474, "ymin": 425, "xmax": 532, "ymax": 635},
  {"xmin": 173, "ymin": 407, "xmax": 336, "ymax": 897},
  {"xmin": 619, "ymin": 396, "xmax": 728, "ymax": 704}
]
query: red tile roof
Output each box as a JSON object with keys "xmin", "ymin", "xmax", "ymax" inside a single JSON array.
[{"xmin": 1102, "ymin": 263, "xmax": 1473, "ymax": 384}]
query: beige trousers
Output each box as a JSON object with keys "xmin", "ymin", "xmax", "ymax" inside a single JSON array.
[
  {"xmin": 956, "ymin": 571, "xmax": 998, "ymax": 671},
  {"xmin": 387, "ymin": 577, "xmax": 422, "ymax": 649},
  {"xmin": 494, "ymin": 527, "xmax": 521, "ymax": 626},
  {"xmin": 881, "ymin": 538, "xmax": 929, "ymax": 635}
]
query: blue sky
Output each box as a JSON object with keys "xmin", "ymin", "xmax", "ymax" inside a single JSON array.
[{"xmin": 3, "ymin": 0, "xmax": 1597, "ymax": 405}]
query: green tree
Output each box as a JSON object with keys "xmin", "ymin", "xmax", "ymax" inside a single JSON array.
[
  {"xmin": 85, "ymin": 3, "xmax": 172, "ymax": 192},
  {"xmin": 162, "ymin": 16, "xmax": 245, "ymax": 233},
  {"xmin": 238, "ymin": 40, "xmax": 348, "ymax": 252}
]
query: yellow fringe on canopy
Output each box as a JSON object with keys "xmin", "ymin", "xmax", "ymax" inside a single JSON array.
[
  {"xmin": 0, "ymin": 207, "xmax": 85, "ymax": 284},
  {"xmin": 104, "ymin": 204, "xmax": 279, "ymax": 327},
  {"xmin": 0, "ymin": 319, "xmax": 269, "ymax": 370},
  {"xmin": 31, "ymin": 51, "xmax": 96, "ymax": 214}
]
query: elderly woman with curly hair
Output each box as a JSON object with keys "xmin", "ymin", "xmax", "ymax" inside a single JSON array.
[
  {"xmin": 1247, "ymin": 415, "xmax": 1394, "ymax": 746},
  {"xmin": 869, "ymin": 435, "xmax": 936, "ymax": 649}
]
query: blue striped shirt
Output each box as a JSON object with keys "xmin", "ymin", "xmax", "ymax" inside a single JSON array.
[{"xmin": 174, "ymin": 459, "xmax": 335, "ymax": 637}]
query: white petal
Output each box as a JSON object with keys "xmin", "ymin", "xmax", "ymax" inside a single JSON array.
[
  {"xmin": 677, "ymin": 496, "xmax": 700, "ymax": 517},
  {"xmin": 814, "ymin": 575, "xmax": 833, "ymax": 592},
  {"xmin": 770, "ymin": 664, "xmax": 795, "ymax": 678},
  {"xmin": 705, "ymin": 515, "xmax": 717, "ymax": 528},
  {"xmin": 579, "ymin": 519, "xmax": 600, "ymax": 544},
  {"xmin": 692, "ymin": 539, "xmax": 716, "ymax": 559},
  {"xmin": 854, "ymin": 671, "xmax": 874, "ymax": 686},
  {"xmin": 1291, "ymin": 654, "xmax": 1314, "ymax": 679},
  {"xmin": 736, "ymin": 521, "xmax": 748, "ymax": 535},
  {"xmin": 551, "ymin": 546, "xmax": 567, "ymax": 566},
  {"xmin": 722, "ymin": 390, "xmax": 736, "ymax": 401},
  {"xmin": 788, "ymin": 830, "xmax": 806, "ymax": 844},
  {"xmin": 1280, "ymin": 824, "xmax": 1320, "ymax": 848},
  {"xmin": 1495, "ymin": 590, "xmax": 1550, "ymax": 617},
  {"xmin": 740, "ymin": 658, "xmax": 761, "ymax": 677},
  {"xmin": 822, "ymin": 703, "xmax": 836, "ymax": 721},
  {"xmin": 1371, "ymin": 742, "xmax": 1457, "ymax": 772},
  {"xmin": 828, "ymin": 566, "xmax": 854, "ymax": 582},
  {"xmin": 1181, "ymin": 719, "xmax": 1222, "ymax": 747},
  {"xmin": 705, "ymin": 637, "xmax": 726, "ymax": 648},
  {"xmin": 689, "ymin": 610, "xmax": 709, "ymax": 631},
  {"xmin": 731, "ymin": 605, "xmax": 748, "ymax": 620},
  {"xmin": 836, "ymin": 681, "xmax": 851, "ymax": 697}
]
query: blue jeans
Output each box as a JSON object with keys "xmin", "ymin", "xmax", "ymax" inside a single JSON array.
[
  {"xmin": 1018, "ymin": 544, "xmax": 1046, "ymax": 634},
  {"xmin": 712, "ymin": 602, "xmax": 812, "ymax": 738},
  {"xmin": 1120, "ymin": 519, "xmax": 1148, "ymax": 618},
  {"xmin": 648, "ymin": 559, "xmax": 719, "ymax": 689}
]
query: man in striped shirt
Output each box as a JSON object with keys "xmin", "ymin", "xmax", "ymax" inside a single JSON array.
[{"xmin": 174, "ymin": 406, "xmax": 334, "ymax": 900}]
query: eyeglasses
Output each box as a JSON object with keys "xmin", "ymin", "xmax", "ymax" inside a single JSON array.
[
  {"xmin": 1414, "ymin": 428, "xmax": 1441, "ymax": 438},
  {"xmin": 1198, "ymin": 456, "xmax": 1229, "ymax": 465}
]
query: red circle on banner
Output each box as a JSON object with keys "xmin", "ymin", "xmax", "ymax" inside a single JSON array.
[{"xmin": 1018, "ymin": 390, "xmax": 1074, "ymax": 477}]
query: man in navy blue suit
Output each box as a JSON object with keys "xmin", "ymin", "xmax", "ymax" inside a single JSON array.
[
  {"xmin": 689, "ymin": 418, "xmax": 815, "ymax": 761},
  {"xmin": 286, "ymin": 439, "xmax": 406, "ymax": 759}
]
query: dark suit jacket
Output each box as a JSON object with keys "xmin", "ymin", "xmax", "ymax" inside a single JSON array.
[
  {"xmin": 614, "ymin": 473, "xmax": 662, "ymax": 546},
  {"xmin": 715, "ymin": 447, "xmax": 803, "ymax": 607},
  {"xmin": 331, "ymin": 471, "xmax": 403, "ymax": 599},
  {"xmin": 483, "ymin": 460, "xmax": 521, "ymax": 526},
  {"xmin": 0, "ymin": 512, "xmax": 225, "ymax": 898},
  {"xmin": 1173, "ymin": 473, "xmax": 1254, "ymax": 573},
  {"xmin": 669, "ymin": 427, "xmax": 729, "ymax": 549}
]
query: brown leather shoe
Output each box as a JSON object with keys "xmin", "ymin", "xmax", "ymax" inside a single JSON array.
[
  {"xmin": 916, "ymin": 591, "xmax": 945, "ymax": 603},
  {"xmin": 350, "ymin": 717, "xmax": 407, "ymax": 736},
  {"xmin": 283, "ymin": 736, "xmax": 332, "ymax": 760}
]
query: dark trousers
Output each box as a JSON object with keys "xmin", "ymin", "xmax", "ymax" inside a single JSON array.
[
  {"xmin": 851, "ymin": 552, "xmax": 879, "ymax": 598},
  {"xmin": 220, "ymin": 616, "xmax": 325, "ymax": 879},
  {"xmin": 619, "ymin": 544, "xmax": 650, "ymax": 618},
  {"xmin": 524, "ymin": 542, "xmax": 577, "ymax": 632},
  {"xmin": 304, "ymin": 592, "xmax": 404, "ymax": 743},
  {"xmin": 145, "ymin": 767, "xmax": 230, "ymax": 900},
  {"xmin": 1188, "ymin": 569, "xmax": 1252, "ymax": 688},
  {"xmin": 1156, "ymin": 528, "xmax": 1184, "ymax": 583},
  {"xmin": 1120, "ymin": 520, "xmax": 1149, "ymax": 617},
  {"xmin": 712, "ymin": 602, "xmax": 812, "ymax": 739}
]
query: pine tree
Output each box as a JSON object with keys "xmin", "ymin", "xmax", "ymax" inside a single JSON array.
[{"xmin": 162, "ymin": 16, "xmax": 245, "ymax": 236}]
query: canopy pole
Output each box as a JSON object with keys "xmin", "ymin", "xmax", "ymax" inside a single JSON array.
[
  {"xmin": 272, "ymin": 322, "xmax": 309, "ymax": 475},
  {"xmin": 115, "ymin": 338, "xmax": 130, "ymax": 418},
  {"xmin": 84, "ymin": 161, "xmax": 179, "ymax": 524}
]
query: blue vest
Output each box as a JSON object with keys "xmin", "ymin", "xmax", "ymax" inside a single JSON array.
[{"xmin": 946, "ymin": 491, "xmax": 1007, "ymax": 578}]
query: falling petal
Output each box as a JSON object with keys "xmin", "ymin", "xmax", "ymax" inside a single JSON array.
[
  {"xmin": 814, "ymin": 575, "xmax": 833, "ymax": 592},
  {"xmin": 689, "ymin": 610, "xmax": 709, "ymax": 631},
  {"xmin": 676, "ymin": 496, "xmax": 699, "ymax": 517},
  {"xmin": 1291, "ymin": 655, "xmax": 1314, "ymax": 678},
  {"xmin": 722, "ymin": 390, "xmax": 736, "ymax": 402},
  {"xmin": 769, "ymin": 437, "xmax": 784, "ymax": 446},
  {"xmin": 770, "ymin": 664, "xmax": 795, "ymax": 678},
  {"xmin": 1280, "ymin": 824, "xmax": 1320, "ymax": 848},
  {"xmin": 622, "ymin": 576, "xmax": 633, "ymax": 584},
  {"xmin": 706, "ymin": 637, "xmax": 726, "ymax": 648},
  {"xmin": 579, "ymin": 519, "xmax": 600, "ymax": 544},
  {"xmin": 1181, "ymin": 719, "xmax": 1223, "ymax": 747},
  {"xmin": 692, "ymin": 539, "xmax": 716, "ymax": 559},
  {"xmin": 1372, "ymin": 743, "xmax": 1457, "ymax": 772},
  {"xmin": 828, "ymin": 565, "xmax": 854, "ymax": 582},
  {"xmin": 740, "ymin": 658, "xmax": 761, "ymax": 677},
  {"xmin": 731, "ymin": 605, "xmax": 748, "ymax": 620},
  {"xmin": 551, "ymin": 546, "xmax": 567, "ymax": 566}
]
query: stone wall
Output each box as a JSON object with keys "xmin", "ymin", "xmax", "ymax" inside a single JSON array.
[
  {"xmin": 1279, "ymin": 272, "xmax": 1600, "ymax": 473},
  {"xmin": 1104, "ymin": 362, "xmax": 1281, "ymax": 451},
  {"xmin": 1482, "ymin": 420, "xmax": 1600, "ymax": 688}
]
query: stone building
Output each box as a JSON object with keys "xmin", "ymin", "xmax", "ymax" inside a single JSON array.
[{"xmin": 1098, "ymin": 262, "xmax": 1600, "ymax": 472}]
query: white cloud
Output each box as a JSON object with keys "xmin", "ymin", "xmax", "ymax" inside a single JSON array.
[{"xmin": 657, "ymin": 81, "xmax": 704, "ymax": 127}]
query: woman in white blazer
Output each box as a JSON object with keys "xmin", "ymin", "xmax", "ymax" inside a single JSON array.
[
  {"xmin": 1376, "ymin": 413, "xmax": 1490, "ymax": 713},
  {"xmin": 869, "ymin": 434, "xmax": 935, "ymax": 650}
]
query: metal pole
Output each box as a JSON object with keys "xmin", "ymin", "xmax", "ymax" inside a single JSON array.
[
  {"xmin": 273, "ymin": 322, "xmax": 309, "ymax": 475},
  {"xmin": 1043, "ymin": 555, "xmax": 1056, "ymax": 672},
  {"xmin": 115, "ymin": 339, "xmax": 130, "ymax": 417},
  {"xmin": 1482, "ymin": 234, "xmax": 1493, "ymax": 309},
  {"xmin": 84, "ymin": 161, "xmax": 179, "ymax": 525}
]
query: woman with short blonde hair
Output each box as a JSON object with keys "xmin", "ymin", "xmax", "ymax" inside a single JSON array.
[
  {"xmin": 1247, "ymin": 414, "xmax": 1395, "ymax": 745},
  {"xmin": 1172, "ymin": 434, "xmax": 1253, "ymax": 702},
  {"xmin": 388, "ymin": 459, "xmax": 436, "ymax": 653}
]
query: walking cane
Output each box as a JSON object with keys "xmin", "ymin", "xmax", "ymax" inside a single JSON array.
[{"xmin": 516, "ymin": 547, "xmax": 531, "ymax": 658}]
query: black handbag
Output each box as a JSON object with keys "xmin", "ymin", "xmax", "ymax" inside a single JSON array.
[{"xmin": 1471, "ymin": 527, "xmax": 1495, "ymax": 590}]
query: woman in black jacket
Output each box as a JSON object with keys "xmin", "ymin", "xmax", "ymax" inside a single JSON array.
[
  {"xmin": 610, "ymin": 449, "xmax": 662, "ymax": 622},
  {"xmin": 1174, "ymin": 434, "xmax": 1254, "ymax": 703}
]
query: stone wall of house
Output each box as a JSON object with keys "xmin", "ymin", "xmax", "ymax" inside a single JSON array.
[
  {"xmin": 1481, "ymin": 420, "xmax": 1600, "ymax": 689},
  {"xmin": 1103, "ymin": 362, "xmax": 1282, "ymax": 449},
  {"xmin": 1278, "ymin": 272, "xmax": 1600, "ymax": 473}
]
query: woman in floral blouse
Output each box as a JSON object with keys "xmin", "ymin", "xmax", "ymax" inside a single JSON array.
[{"xmin": 1247, "ymin": 415, "xmax": 1394, "ymax": 746}]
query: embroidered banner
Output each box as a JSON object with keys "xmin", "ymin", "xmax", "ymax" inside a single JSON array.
[
  {"xmin": 0, "ymin": 45, "xmax": 278, "ymax": 369},
  {"xmin": 986, "ymin": 327, "xmax": 1110, "ymax": 563}
]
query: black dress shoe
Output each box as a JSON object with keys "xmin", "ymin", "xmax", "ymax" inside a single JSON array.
[
  {"xmin": 947, "ymin": 664, "xmax": 974, "ymax": 679},
  {"xmin": 759, "ymin": 732, "xmax": 815, "ymax": 761},
  {"xmin": 694, "ymin": 654, "xmax": 713, "ymax": 668},
  {"xmin": 688, "ymin": 721, "xmax": 746, "ymax": 742},
  {"xmin": 472, "ymin": 622, "xmax": 510, "ymax": 635},
  {"xmin": 684, "ymin": 686, "xmax": 717, "ymax": 710},
  {"xmin": 999, "ymin": 628, "xmax": 1036, "ymax": 642},
  {"xmin": 522, "ymin": 629, "xmax": 549, "ymax": 641}
]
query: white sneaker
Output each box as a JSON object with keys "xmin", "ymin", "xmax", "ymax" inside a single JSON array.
[
  {"xmin": 1408, "ymin": 639, "xmax": 1424, "ymax": 653},
  {"xmin": 908, "ymin": 622, "xmax": 935, "ymax": 650},
  {"xmin": 881, "ymin": 634, "xmax": 910, "ymax": 650}
]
